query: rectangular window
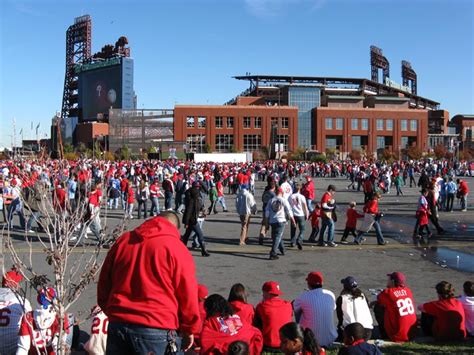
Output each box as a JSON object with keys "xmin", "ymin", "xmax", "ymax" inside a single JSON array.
[
  {"xmin": 281, "ymin": 117, "xmax": 289, "ymax": 129},
  {"xmin": 352, "ymin": 135, "xmax": 361, "ymax": 149},
  {"xmin": 361, "ymin": 119, "xmax": 368, "ymax": 130},
  {"xmin": 215, "ymin": 134, "xmax": 234, "ymax": 152},
  {"xmin": 276, "ymin": 135, "xmax": 289, "ymax": 152},
  {"xmin": 215, "ymin": 116, "xmax": 223, "ymax": 128},
  {"xmin": 254, "ymin": 117, "xmax": 262, "ymax": 128},
  {"xmin": 227, "ymin": 117, "xmax": 234, "ymax": 128},
  {"xmin": 197, "ymin": 116, "xmax": 206, "ymax": 128},
  {"xmin": 401, "ymin": 136, "xmax": 408, "ymax": 148},
  {"xmin": 243, "ymin": 117, "xmax": 251, "ymax": 128},
  {"xmin": 351, "ymin": 119, "xmax": 358, "ymax": 130},
  {"xmin": 186, "ymin": 116, "xmax": 195, "ymax": 128},
  {"xmin": 401, "ymin": 119, "xmax": 408, "ymax": 131},
  {"xmin": 326, "ymin": 137, "xmax": 337, "ymax": 148},
  {"xmin": 336, "ymin": 118, "xmax": 343, "ymax": 130},
  {"xmin": 243, "ymin": 135, "xmax": 262, "ymax": 151},
  {"xmin": 376, "ymin": 119, "xmax": 384, "ymax": 131},
  {"xmin": 410, "ymin": 120, "xmax": 418, "ymax": 131},
  {"xmin": 377, "ymin": 136, "xmax": 385, "ymax": 149},
  {"xmin": 386, "ymin": 119, "xmax": 393, "ymax": 131},
  {"xmin": 325, "ymin": 118, "xmax": 333, "ymax": 129},
  {"xmin": 186, "ymin": 134, "xmax": 206, "ymax": 152}
]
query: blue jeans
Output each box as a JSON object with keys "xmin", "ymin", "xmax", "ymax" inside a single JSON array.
[
  {"xmin": 108, "ymin": 197, "xmax": 119, "ymax": 209},
  {"xmin": 150, "ymin": 196, "xmax": 160, "ymax": 216},
  {"xmin": 356, "ymin": 217, "xmax": 385, "ymax": 244},
  {"xmin": 319, "ymin": 217, "xmax": 334, "ymax": 243},
  {"xmin": 7, "ymin": 198, "xmax": 26, "ymax": 229},
  {"xmin": 290, "ymin": 216, "xmax": 306, "ymax": 245},
  {"xmin": 270, "ymin": 222, "xmax": 285, "ymax": 257},
  {"xmin": 106, "ymin": 322, "xmax": 181, "ymax": 355},
  {"xmin": 26, "ymin": 211, "xmax": 42, "ymax": 230},
  {"xmin": 164, "ymin": 191, "xmax": 173, "ymax": 210},
  {"xmin": 217, "ymin": 196, "xmax": 227, "ymax": 211},
  {"xmin": 306, "ymin": 198, "xmax": 314, "ymax": 213}
]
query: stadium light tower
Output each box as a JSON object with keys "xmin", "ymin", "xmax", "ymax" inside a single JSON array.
[
  {"xmin": 370, "ymin": 45, "xmax": 390, "ymax": 83},
  {"xmin": 401, "ymin": 60, "xmax": 417, "ymax": 96}
]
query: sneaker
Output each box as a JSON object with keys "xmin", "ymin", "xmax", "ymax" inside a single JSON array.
[
  {"xmin": 462, "ymin": 209, "xmax": 467, "ymax": 212},
  {"xmin": 289, "ymin": 243, "xmax": 295, "ymax": 248},
  {"xmin": 223, "ymin": 210, "xmax": 229, "ymax": 212},
  {"xmin": 327, "ymin": 242, "xmax": 338, "ymax": 247},
  {"xmin": 378, "ymin": 241, "xmax": 389, "ymax": 246},
  {"xmin": 69, "ymin": 236, "xmax": 77, "ymax": 242},
  {"xmin": 353, "ymin": 240, "xmax": 361, "ymax": 245},
  {"xmin": 317, "ymin": 242, "xmax": 325, "ymax": 247},
  {"xmin": 269, "ymin": 255, "xmax": 279, "ymax": 260},
  {"xmin": 27, "ymin": 229, "xmax": 35, "ymax": 234},
  {"xmin": 201, "ymin": 250, "xmax": 211, "ymax": 257},
  {"xmin": 297, "ymin": 242, "xmax": 303, "ymax": 250},
  {"xmin": 339, "ymin": 240, "xmax": 349, "ymax": 245}
]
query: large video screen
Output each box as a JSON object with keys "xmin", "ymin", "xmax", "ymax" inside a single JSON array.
[{"xmin": 79, "ymin": 65, "xmax": 122, "ymax": 121}]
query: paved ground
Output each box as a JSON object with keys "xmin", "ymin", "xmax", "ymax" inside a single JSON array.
[{"xmin": 2, "ymin": 176, "xmax": 473, "ymax": 330}]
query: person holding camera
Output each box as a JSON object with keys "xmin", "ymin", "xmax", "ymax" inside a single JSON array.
[{"xmin": 354, "ymin": 193, "xmax": 388, "ymax": 246}]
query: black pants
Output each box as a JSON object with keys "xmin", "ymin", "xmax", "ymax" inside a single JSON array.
[
  {"xmin": 421, "ymin": 312, "xmax": 435, "ymax": 336},
  {"xmin": 446, "ymin": 193, "xmax": 455, "ymax": 211},
  {"xmin": 341, "ymin": 227, "xmax": 357, "ymax": 241},
  {"xmin": 429, "ymin": 213, "xmax": 444, "ymax": 233},
  {"xmin": 374, "ymin": 303, "xmax": 388, "ymax": 339}
]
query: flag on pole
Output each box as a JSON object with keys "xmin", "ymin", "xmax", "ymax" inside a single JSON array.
[
  {"xmin": 19, "ymin": 129, "xmax": 23, "ymax": 135},
  {"xmin": 36, "ymin": 122, "xmax": 40, "ymax": 130}
]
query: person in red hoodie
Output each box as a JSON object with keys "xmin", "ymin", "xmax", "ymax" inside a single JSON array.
[
  {"xmin": 340, "ymin": 201, "xmax": 364, "ymax": 244},
  {"xmin": 200, "ymin": 294, "xmax": 263, "ymax": 355},
  {"xmin": 228, "ymin": 283, "xmax": 255, "ymax": 325},
  {"xmin": 254, "ymin": 281, "xmax": 293, "ymax": 352},
  {"xmin": 98, "ymin": 211, "xmax": 201, "ymax": 354}
]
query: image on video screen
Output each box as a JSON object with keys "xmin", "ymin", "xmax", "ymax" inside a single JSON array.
[{"xmin": 80, "ymin": 65, "xmax": 122, "ymax": 121}]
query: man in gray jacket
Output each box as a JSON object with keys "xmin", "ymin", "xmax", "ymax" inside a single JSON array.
[{"xmin": 235, "ymin": 186, "xmax": 257, "ymax": 245}]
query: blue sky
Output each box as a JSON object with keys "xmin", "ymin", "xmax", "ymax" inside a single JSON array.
[{"xmin": 1, "ymin": 0, "xmax": 473, "ymax": 148}]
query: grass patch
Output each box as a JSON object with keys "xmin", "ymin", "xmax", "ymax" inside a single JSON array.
[{"xmin": 325, "ymin": 339, "xmax": 474, "ymax": 354}]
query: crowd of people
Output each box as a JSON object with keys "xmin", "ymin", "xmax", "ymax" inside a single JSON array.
[{"xmin": 0, "ymin": 158, "xmax": 470, "ymax": 257}]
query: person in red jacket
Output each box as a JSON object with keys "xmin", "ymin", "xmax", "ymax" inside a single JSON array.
[
  {"xmin": 419, "ymin": 281, "xmax": 466, "ymax": 341},
  {"xmin": 200, "ymin": 294, "xmax": 263, "ymax": 355},
  {"xmin": 98, "ymin": 211, "xmax": 201, "ymax": 354},
  {"xmin": 228, "ymin": 283, "xmax": 255, "ymax": 325},
  {"xmin": 254, "ymin": 281, "xmax": 293, "ymax": 352},
  {"xmin": 457, "ymin": 178, "xmax": 469, "ymax": 211},
  {"xmin": 301, "ymin": 176, "xmax": 315, "ymax": 213},
  {"xmin": 340, "ymin": 201, "xmax": 364, "ymax": 244},
  {"xmin": 354, "ymin": 193, "xmax": 387, "ymax": 246},
  {"xmin": 372, "ymin": 272, "xmax": 417, "ymax": 343},
  {"xmin": 414, "ymin": 203, "xmax": 431, "ymax": 246}
]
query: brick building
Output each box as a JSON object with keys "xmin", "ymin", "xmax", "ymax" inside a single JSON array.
[
  {"xmin": 174, "ymin": 105, "xmax": 298, "ymax": 153},
  {"xmin": 313, "ymin": 96, "xmax": 429, "ymax": 155}
]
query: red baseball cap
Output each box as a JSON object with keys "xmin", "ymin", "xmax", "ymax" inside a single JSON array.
[
  {"xmin": 387, "ymin": 272, "xmax": 406, "ymax": 286},
  {"xmin": 306, "ymin": 272, "xmax": 324, "ymax": 287},
  {"xmin": 277, "ymin": 187, "xmax": 284, "ymax": 194},
  {"xmin": 198, "ymin": 284, "xmax": 209, "ymax": 299},
  {"xmin": 2, "ymin": 270, "xmax": 23, "ymax": 288},
  {"xmin": 262, "ymin": 281, "xmax": 283, "ymax": 295}
]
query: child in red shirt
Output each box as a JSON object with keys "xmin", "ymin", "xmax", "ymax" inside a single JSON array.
[
  {"xmin": 340, "ymin": 202, "xmax": 364, "ymax": 244},
  {"xmin": 415, "ymin": 205, "xmax": 431, "ymax": 245},
  {"xmin": 126, "ymin": 182, "xmax": 134, "ymax": 219},
  {"xmin": 308, "ymin": 203, "xmax": 321, "ymax": 243}
]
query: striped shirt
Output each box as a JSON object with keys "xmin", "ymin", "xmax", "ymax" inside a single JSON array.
[{"xmin": 293, "ymin": 288, "xmax": 337, "ymax": 347}]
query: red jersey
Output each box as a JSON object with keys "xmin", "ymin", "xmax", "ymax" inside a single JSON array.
[
  {"xmin": 230, "ymin": 300, "xmax": 255, "ymax": 325},
  {"xmin": 416, "ymin": 207, "xmax": 429, "ymax": 226},
  {"xmin": 377, "ymin": 287, "xmax": 417, "ymax": 342},
  {"xmin": 423, "ymin": 298, "xmax": 466, "ymax": 341},
  {"xmin": 255, "ymin": 297, "xmax": 293, "ymax": 348},
  {"xmin": 53, "ymin": 188, "xmax": 66, "ymax": 210},
  {"xmin": 149, "ymin": 183, "xmax": 160, "ymax": 197},
  {"xmin": 127, "ymin": 187, "xmax": 134, "ymax": 204},
  {"xmin": 216, "ymin": 181, "xmax": 224, "ymax": 197},
  {"xmin": 346, "ymin": 208, "xmax": 364, "ymax": 229},
  {"xmin": 363, "ymin": 199, "xmax": 378, "ymax": 215},
  {"xmin": 120, "ymin": 178, "xmax": 129, "ymax": 192},
  {"xmin": 88, "ymin": 189, "xmax": 102, "ymax": 207},
  {"xmin": 18, "ymin": 311, "xmax": 69, "ymax": 355},
  {"xmin": 320, "ymin": 192, "xmax": 332, "ymax": 206}
]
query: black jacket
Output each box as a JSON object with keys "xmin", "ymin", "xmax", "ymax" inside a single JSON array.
[{"xmin": 182, "ymin": 187, "xmax": 200, "ymax": 226}]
